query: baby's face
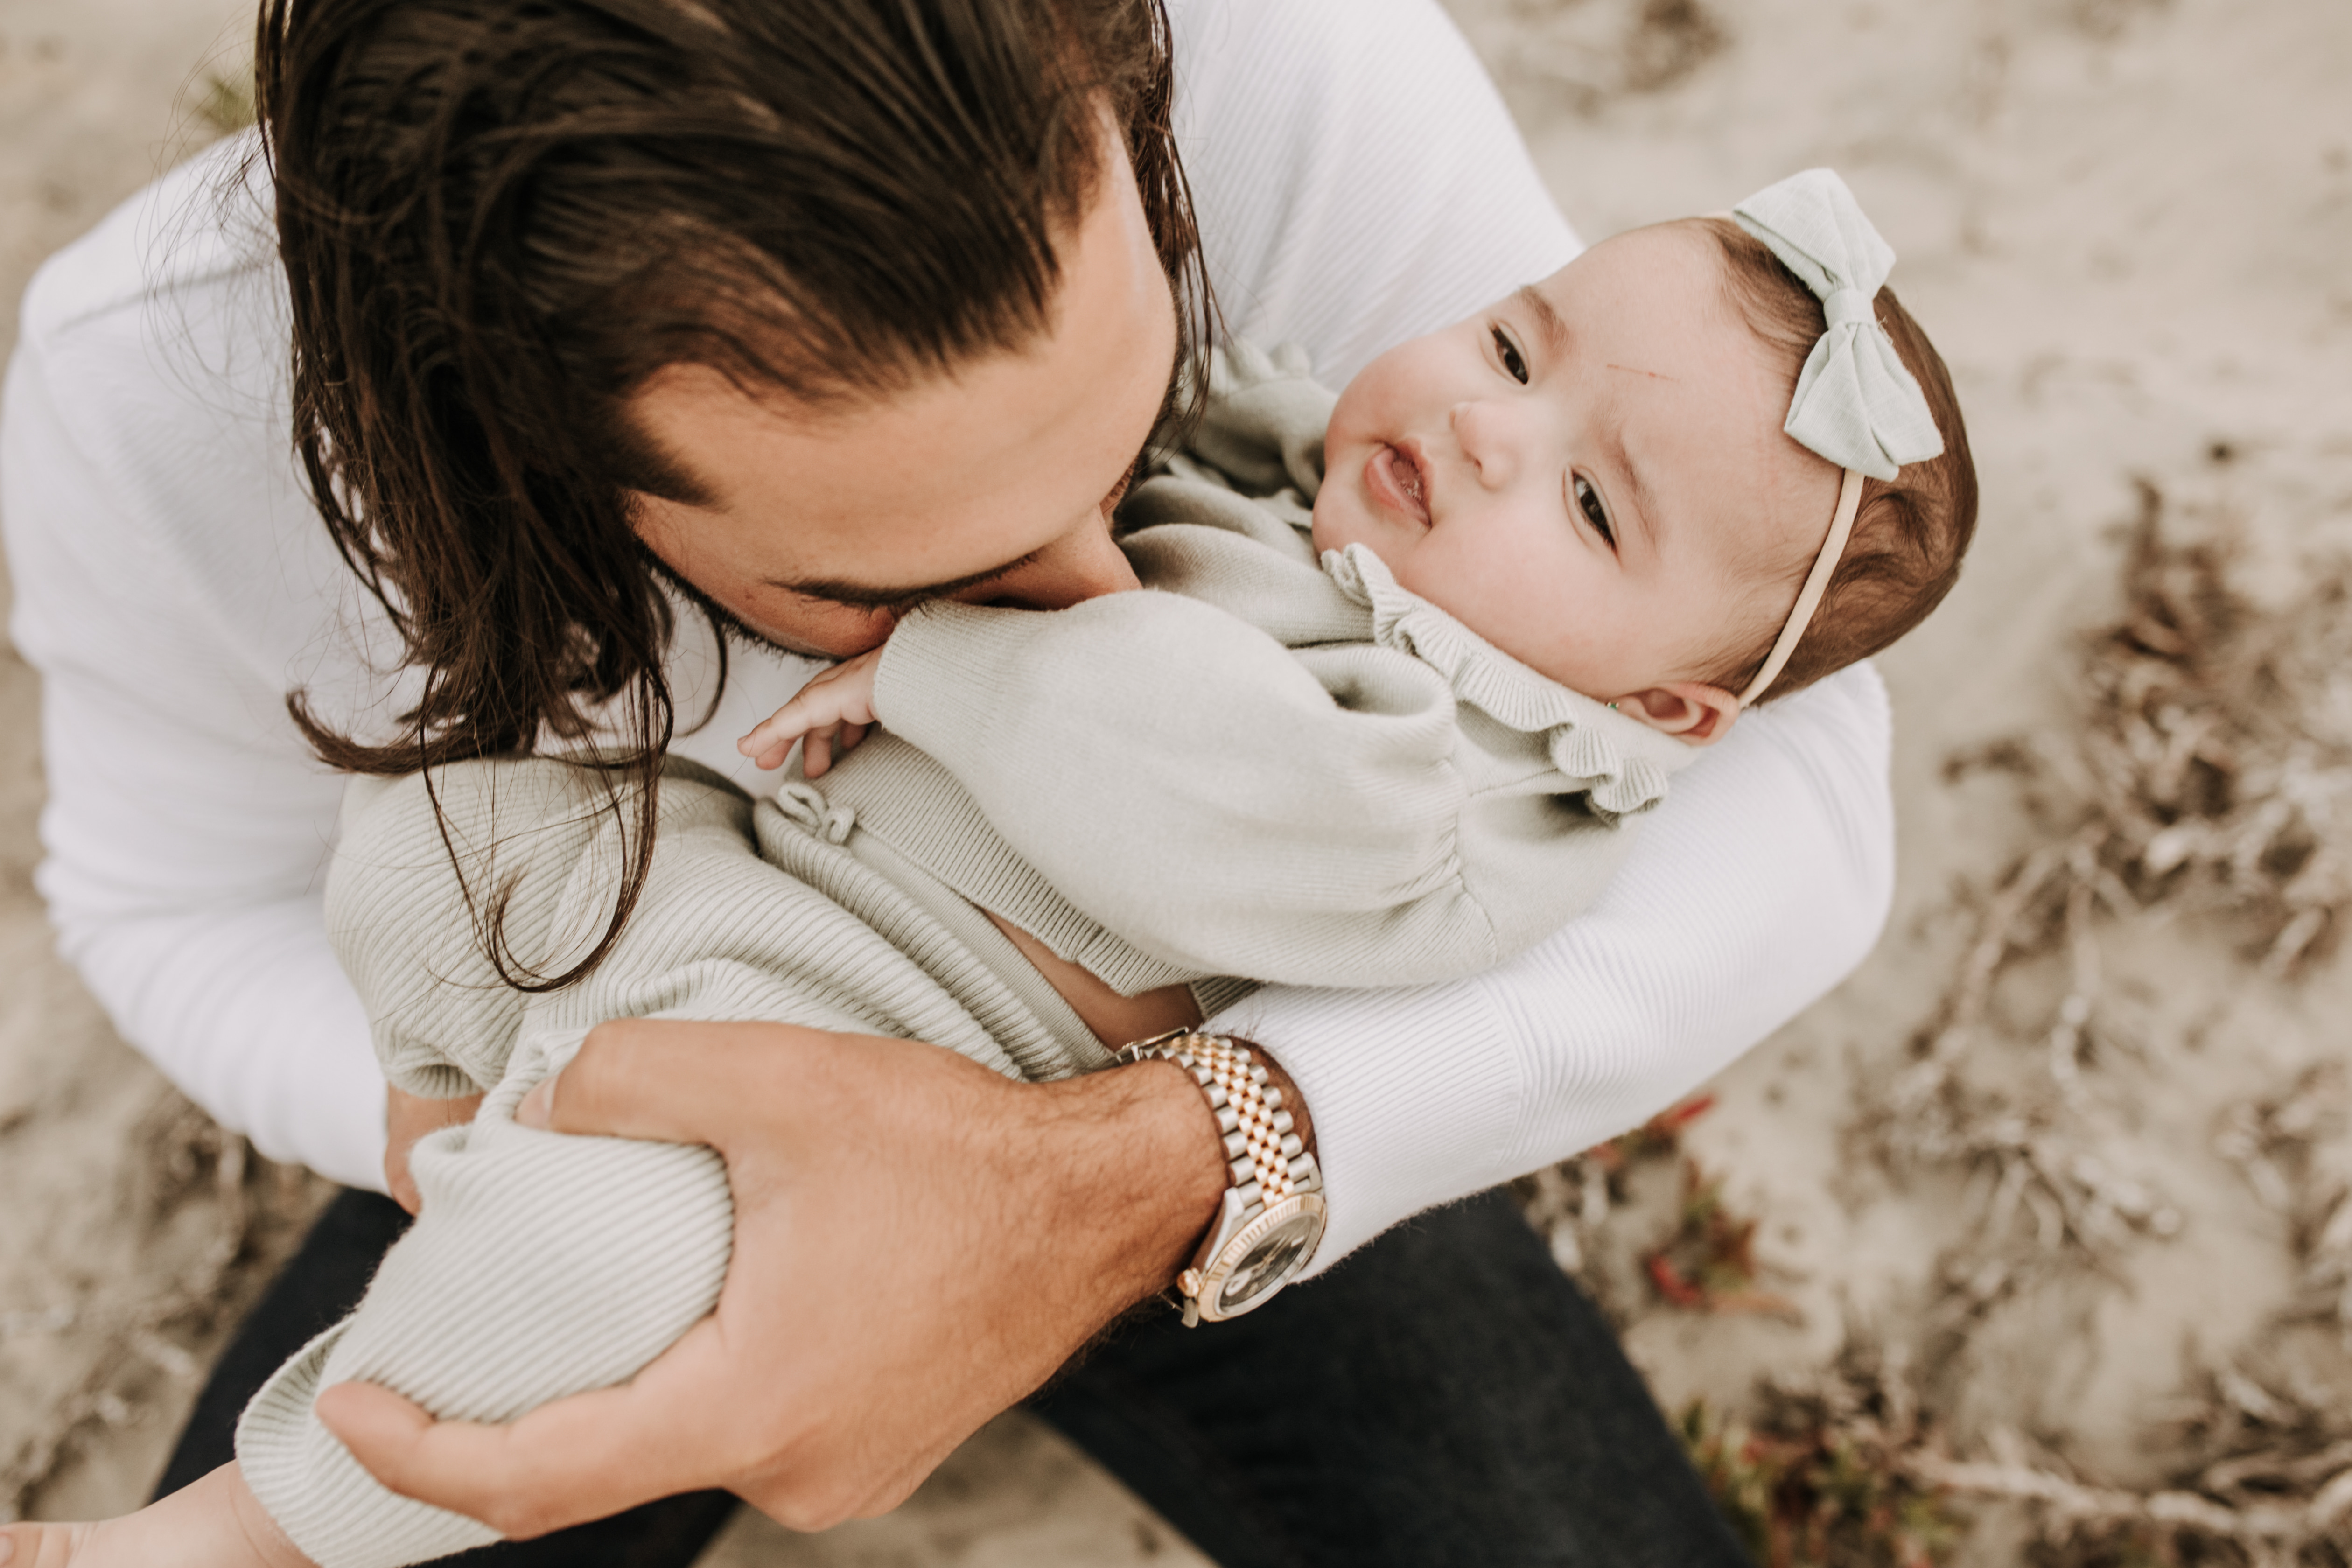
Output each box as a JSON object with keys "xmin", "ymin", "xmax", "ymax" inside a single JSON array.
[{"xmin": 1311, "ymin": 224, "xmax": 1840, "ymax": 727}]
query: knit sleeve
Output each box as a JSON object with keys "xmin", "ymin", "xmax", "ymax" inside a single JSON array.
[
  {"xmin": 244, "ymin": 756, "xmax": 1071, "ymax": 1567},
  {"xmin": 324, "ymin": 766, "xmax": 610, "ymax": 1099},
  {"xmin": 1211, "ymin": 664, "xmax": 1897, "ymax": 1272},
  {"xmin": 869, "ymin": 579, "xmax": 1680, "ymax": 990},
  {"xmin": 233, "ymin": 762, "xmax": 731, "ymax": 1566},
  {"xmin": 233, "ymin": 1036, "xmax": 735, "ymax": 1568}
]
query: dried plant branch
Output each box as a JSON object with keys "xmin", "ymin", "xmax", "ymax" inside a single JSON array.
[
  {"xmin": 1913, "ymin": 1454, "xmax": 2352, "ymax": 1546},
  {"xmin": 1645, "ymin": 480, "xmax": 2352, "ymax": 1566}
]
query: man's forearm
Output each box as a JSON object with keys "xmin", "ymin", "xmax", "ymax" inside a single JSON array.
[
  {"xmin": 1043, "ymin": 1053, "xmax": 1236, "ymax": 1308},
  {"xmin": 312, "ymin": 1020, "xmax": 1269, "ymax": 1536}
]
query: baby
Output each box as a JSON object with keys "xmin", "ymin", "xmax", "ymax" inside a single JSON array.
[{"xmin": 4, "ymin": 169, "xmax": 1974, "ymax": 1568}]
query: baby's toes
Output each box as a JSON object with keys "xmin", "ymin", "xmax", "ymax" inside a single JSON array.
[{"xmin": 0, "ymin": 1520, "xmax": 98, "ymax": 1568}]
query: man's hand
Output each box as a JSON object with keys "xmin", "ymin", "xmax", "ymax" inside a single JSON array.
[
  {"xmin": 384, "ymin": 1087, "xmax": 483, "ymax": 1215},
  {"xmin": 738, "ymin": 647, "xmax": 883, "ymax": 776},
  {"xmin": 313, "ymin": 1019, "xmax": 1229, "ymax": 1538}
]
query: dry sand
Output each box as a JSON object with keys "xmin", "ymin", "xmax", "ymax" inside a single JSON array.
[{"xmin": 3, "ymin": 0, "xmax": 2348, "ymax": 1561}]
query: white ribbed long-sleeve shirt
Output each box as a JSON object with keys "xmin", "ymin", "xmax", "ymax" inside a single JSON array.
[{"xmin": 0, "ymin": 0, "xmax": 1892, "ymax": 1265}]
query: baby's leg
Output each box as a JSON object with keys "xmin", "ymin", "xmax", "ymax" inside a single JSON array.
[
  {"xmin": 0, "ymin": 1462, "xmax": 310, "ymax": 1568},
  {"xmin": 231, "ymin": 1050, "xmax": 733, "ymax": 1568}
]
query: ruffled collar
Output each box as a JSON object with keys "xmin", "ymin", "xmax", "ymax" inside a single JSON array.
[{"xmin": 1321, "ymin": 543, "xmax": 1692, "ymax": 819}]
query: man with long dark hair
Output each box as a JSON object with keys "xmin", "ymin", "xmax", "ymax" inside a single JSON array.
[{"xmin": 0, "ymin": 1, "xmax": 1893, "ymax": 1561}]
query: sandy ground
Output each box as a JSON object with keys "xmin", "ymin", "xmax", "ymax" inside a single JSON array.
[{"xmin": 2, "ymin": 0, "xmax": 2348, "ymax": 1562}]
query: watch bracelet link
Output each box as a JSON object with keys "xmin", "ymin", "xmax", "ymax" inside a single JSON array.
[
  {"xmin": 1115, "ymin": 1029, "xmax": 1315, "ymax": 1211},
  {"xmin": 1116, "ymin": 1029, "xmax": 1324, "ymax": 1324}
]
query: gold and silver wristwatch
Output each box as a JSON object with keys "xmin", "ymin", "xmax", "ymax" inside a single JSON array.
[{"xmin": 1117, "ymin": 1030, "xmax": 1326, "ymax": 1326}]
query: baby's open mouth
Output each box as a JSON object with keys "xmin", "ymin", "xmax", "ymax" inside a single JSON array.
[{"xmin": 1366, "ymin": 443, "xmax": 1433, "ymax": 527}]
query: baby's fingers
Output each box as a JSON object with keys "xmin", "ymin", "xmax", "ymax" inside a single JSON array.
[
  {"xmin": 737, "ymin": 649, "xmax": 883, "ymax": 771},
  {"xmin": 736, "ymin": 710, "xmax": 801, "ymax": 764},
  {"xmin": 802, "ymin": 718, "xmax": 878, "ymax": 777},
  {"xmin": 803, "ymin": 727, "xmax": 838, "ymax": 779}
]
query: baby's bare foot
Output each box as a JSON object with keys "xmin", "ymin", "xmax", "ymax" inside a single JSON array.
[
  {"xmin": 0, "ymin": 1463, "xmax": 310, "ymax": 1568},
  {"xmin": 0, "ymin": 1520, "xmax": 98, "ymax": 1568}
]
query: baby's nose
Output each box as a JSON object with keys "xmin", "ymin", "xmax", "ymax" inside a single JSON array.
[{"xmin": 1449, "ymin": 399, "xmax": 1521, "ymax": 490}]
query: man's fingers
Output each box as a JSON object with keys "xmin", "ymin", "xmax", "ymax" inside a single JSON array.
[
  {"xmin": 520, "ymin": 1019, "xmax": 838, "ymax": 1145},
  {"xmin": 384, "ymin": 1089, "xmax": 480, "ymax": 1217},
  {"xmin": 315, "ymin": 1341, "xmax": 732, "ymax": 1540},
  {"xmin": 312, "ymin": 1384, "xmax": 452, "ymax": 1499}
]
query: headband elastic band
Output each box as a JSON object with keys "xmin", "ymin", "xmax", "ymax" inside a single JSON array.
[{"xmin": 1738, "ymin": 466, "xmax": 1863, "ymax": 707}]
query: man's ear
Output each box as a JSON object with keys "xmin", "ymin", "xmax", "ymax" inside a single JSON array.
[{"xmin": 1611, "ymin": 682, "xmax": 1741, "ymax": 746}]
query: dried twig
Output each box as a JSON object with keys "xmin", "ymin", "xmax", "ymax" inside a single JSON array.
[{"xmin": 1666, "ymin": 482, "xmax": 2352, "ymax": 1566}]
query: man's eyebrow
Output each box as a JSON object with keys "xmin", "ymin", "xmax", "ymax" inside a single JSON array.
[
  {"xmin": 763, "ymin": 545, "xmax": 1047, "ymax": 611},
  {"xmin": 1514, "ymin": 285, "xmax": 1570, "ymax": 356}
]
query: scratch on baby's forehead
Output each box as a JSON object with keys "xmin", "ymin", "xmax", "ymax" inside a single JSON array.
[{"xmin": 1605, "ymin": 363, "xmax": 1679, "ymax": 383}]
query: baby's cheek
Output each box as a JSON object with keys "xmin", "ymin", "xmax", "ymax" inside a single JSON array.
[
  {"xmin": 1306, "ymin": 490, "xmax": 1348, "ymax": 554},
  {"xmin": 1308, "ymin": 475, "xmax": 1382, "ymax": 557}
]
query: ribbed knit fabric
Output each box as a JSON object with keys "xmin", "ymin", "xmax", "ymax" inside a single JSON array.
[
  {"xmin": 229, "ymin": 348, "xmax": 1741, "ymax": 1565},
  {"xmin": 238, "ymin": 758, "xmax": 1107, "ymax": 1566},
  {"xmin": 830, "ymin": 355, "xmax": 1692, "ymax": 994},
  {"xmin": 0, "ymin": 0, "xmax": 1891, "ymax": 1311}
]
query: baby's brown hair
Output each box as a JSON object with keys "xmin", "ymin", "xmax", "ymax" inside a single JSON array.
[{"xmin": 1687, "ymin": 217, "xmax": 1978, "ymax": 702}]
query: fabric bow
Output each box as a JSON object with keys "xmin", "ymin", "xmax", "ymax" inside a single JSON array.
[{"xmin": 1731, "ymin": 168, "xmax": 1944, "ymax": 482}]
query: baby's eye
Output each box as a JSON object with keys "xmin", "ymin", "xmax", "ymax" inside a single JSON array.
[
  {"xmin": 1490, "ymin": 325, "xmax": 1530, "ymax": 386},
  {"xmin": 1573, "ymin": 474, "xmax": 1616, "ymax": 548}
]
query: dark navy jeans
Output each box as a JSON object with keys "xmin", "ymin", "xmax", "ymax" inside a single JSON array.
[{"xmin": 159, "ymin": 1186, "xmax": 1748, "ymax": 1567}]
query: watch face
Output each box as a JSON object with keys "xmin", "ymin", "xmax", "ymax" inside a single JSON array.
[{"xmin": 1216, "ymin": 1205, "xmax": 1324, "ymax": 1314}]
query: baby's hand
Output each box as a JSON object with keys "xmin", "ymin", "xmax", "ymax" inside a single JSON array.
[{"xmin": 738, "ymin": 647, "xmax": 884, "ymax": 778}]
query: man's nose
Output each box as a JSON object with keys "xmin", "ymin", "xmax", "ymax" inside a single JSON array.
[
  {"xmin": 965, "ymin": 515, "xmax": 1140, "ymax": 610},
  {"xmin": 1449, "ymin": 399, "xmax": 1522, "ymax": 490}
]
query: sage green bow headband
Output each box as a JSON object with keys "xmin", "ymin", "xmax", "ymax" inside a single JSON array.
[
  {"xmin": 1730, "ymin": 167, "xmax": 1944, "ymax": 483},
  {"xmin": 1726, "ymin": 168, "xmax": 1944, "ymax": 706}
]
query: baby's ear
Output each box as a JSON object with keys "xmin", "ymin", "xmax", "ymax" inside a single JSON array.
[{"xmin": 1611, "ymin": 682, "xmax": 1741, "ymax": 746}]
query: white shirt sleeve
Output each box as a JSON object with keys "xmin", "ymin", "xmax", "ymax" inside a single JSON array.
[
  {"xmin": 1, "ymin": 167, "xmax": 390, "ymax": 1187},
  {"xmin": 1167, "ymin": 0, "xmax": 1581, "ymax": 382},
  {"xmin": 1165, "ymin": 0, "xmax": 1898, "ymax": 1267},
  {"xmin": 1211, "ymin": 670, "xmax": 1894, "ymax": 1267},
  {"xmin": 0, "ymin": 140, "xmax": 811, "ymax": 1190},
  {"xmin": 2, "ymin": 3, "xmax": 1896, "ymax": 1248}
]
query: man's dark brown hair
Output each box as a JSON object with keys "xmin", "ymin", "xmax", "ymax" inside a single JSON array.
[
  {"xmin": 257, "ymin": 0, "xmax": 1210, "ymax": 986},
  {"xmin": 1687, "ymin": 215, "xmax": 1978, "ymax": 702}
]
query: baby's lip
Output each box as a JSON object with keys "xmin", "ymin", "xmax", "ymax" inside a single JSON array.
[{"xmin": 1366, "ymin": 441, "xmax": 1433, "ymax": 528}]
